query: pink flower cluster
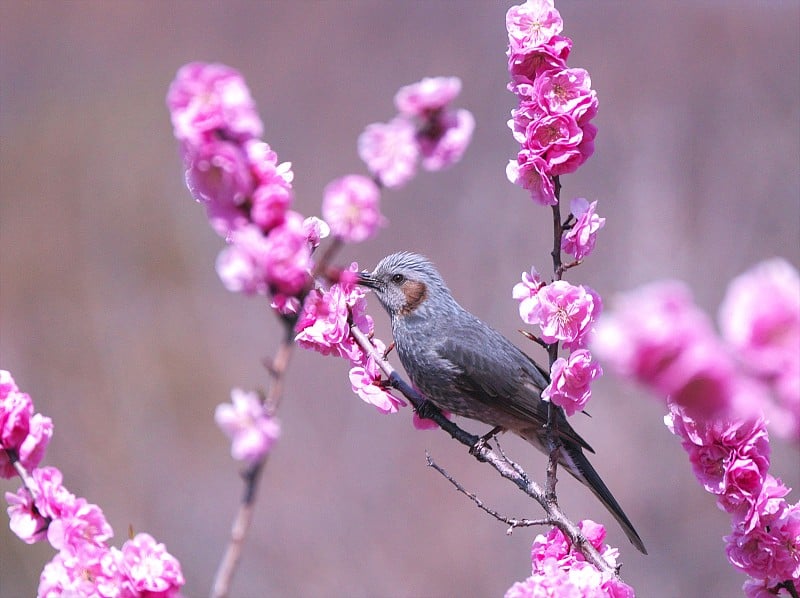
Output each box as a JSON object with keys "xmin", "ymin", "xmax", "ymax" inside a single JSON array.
[
  {"xmin": 505, "ymin": 520, "xmax": 634, "ymax": 597},
  {"xmin": 667, "ymin": 404, "xmax": 799, "ymax": 593},
  {"xmin": 1, "ymin": 370, "xmax": 52, "ymax": 478},
  {"xmin": 505, "ymin": 0, "xmax": 599, "ymax": 205},
  {"xmin": 513, "ymin": 270, "xmax": 604, "ymax": 416},
  {"xmin": 2, "ymin": 371, "xmax": 185, "ymax": 596},
  {"xmin": 167, "ymin": 62, "xmax": 329, "ymax": 312},
  {"xmin": 322, "ymin": 175, "xmax": 386, "ymax": 243},
  {"xmin": 358, "ymin": 76, "xmax": 474, "ymax": 189},
  {"xmin": 214, "ymin": 388, "xmax": 281, "ymax": 465},
  {"xmin": 295, "ymin": 263, "xmax": 405, "ymax": 414},
  {"xmin": 594, "ymin": 259, "xmax": 800, "ymax": 594},
  {"xmin": 562, "ymin": 197, "xmax": 605, "ymax": 261}
]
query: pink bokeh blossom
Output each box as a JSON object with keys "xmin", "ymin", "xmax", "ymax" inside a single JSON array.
[
  {"xmin": 418, "ymin": 108, "xmax": 475, "ymax": 172},
  {"xmin": 542, "ymin": 349, "xmax": 602, "ymax": 416},
  {"xmin": 167, "ymin": 62, "xmax": 263, "ymax": 146},
  {"xmin": 394, "ymin": 76, "xmax": 462, "ymax": 117},
  {"xmin": 214, "ymin": 388, "xmax": 281, "ymax": 464},
  {"xmin": 358, "ymin": 117, "xmax": 419, "ymax": 188},
  {"xmin": 322, "ymin": 175, "xmax": 386, "ymax": 243}
]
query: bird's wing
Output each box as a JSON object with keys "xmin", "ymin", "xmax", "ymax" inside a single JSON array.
[{"xmin": 436, "ymin": 327, "xmax": 593, "ymax": 452}]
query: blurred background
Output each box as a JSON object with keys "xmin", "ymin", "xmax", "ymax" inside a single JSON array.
[{"xmin": 1, "ymin": 2, "xmax": 798, "ymax": 596}]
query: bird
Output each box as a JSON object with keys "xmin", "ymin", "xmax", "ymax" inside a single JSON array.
[{"xmin": 357, "ymin": 251, "xmax": 647, "ymax": 554}]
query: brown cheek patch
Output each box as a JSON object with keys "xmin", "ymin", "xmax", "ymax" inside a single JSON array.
[{"xmin": 400, "ymin": 280, "xmax": 428, "ymax": 315}]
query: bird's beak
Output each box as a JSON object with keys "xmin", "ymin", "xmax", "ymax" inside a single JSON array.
[{"xmin": 357, "ymin": 271, "xmax": 380, "ymax": 290}]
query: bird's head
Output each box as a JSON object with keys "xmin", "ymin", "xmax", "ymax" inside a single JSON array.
[{"xmin": 358, "ymin": 252, "xmax": 453, "ymax": 319}]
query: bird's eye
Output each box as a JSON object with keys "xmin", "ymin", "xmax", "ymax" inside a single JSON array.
[{"xmin": 391, "ymin": 273, "xmax": 405, "ymax": 284}]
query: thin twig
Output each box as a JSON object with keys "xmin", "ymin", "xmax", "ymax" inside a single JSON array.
[
  {"xmin": 210, "ymin": 323, "xmax": 295, "ymax": 598},
  {"xmin": 426, "ymin": 451, "xmax": 550, "ymax": 535}
]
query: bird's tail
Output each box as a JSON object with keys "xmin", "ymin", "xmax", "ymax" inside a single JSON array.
[{"xmin": 558, "ymin": 441, "xmax": 648, "ymax": 555}]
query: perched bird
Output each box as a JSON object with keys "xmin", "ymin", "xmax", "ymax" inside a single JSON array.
[{"xmin": 358, "ymin": 251, "xmax": 647, "ymax": 554}]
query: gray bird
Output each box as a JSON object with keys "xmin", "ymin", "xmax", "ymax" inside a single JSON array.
[{"xmin": 358, "ymin": 251, "xmax": 647, "ymax": 555}]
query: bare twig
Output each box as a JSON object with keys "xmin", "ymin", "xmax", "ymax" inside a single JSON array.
[
  {"xmin": 211, "ymin": 323, "xmax": 295, "ymax": 598},
  {"xmin": 349, "ymin": 324, "xmax": 618, "ymax": 576},
  {"xmin": 426, "ymin": 451, "xmax": 550, "ymax": 535}
]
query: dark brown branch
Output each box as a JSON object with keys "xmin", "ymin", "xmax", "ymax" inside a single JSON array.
[{"xmin": 349, "ymin": 324, "xmax": 619, "ymax": 576}]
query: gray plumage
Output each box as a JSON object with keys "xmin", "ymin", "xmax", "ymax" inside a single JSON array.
[{"xmin": 358, "ymin": 251, "xmax": 647, "ymax": 555}]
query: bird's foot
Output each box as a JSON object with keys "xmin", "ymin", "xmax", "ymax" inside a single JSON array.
[{"xmin": 470, "ymin": 425, "xmax": 505, "ymax": 455}]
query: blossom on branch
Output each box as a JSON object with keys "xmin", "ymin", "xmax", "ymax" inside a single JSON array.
[
  {"xmin": 562, "ymin": 197, "xmax": 605, "ymax": 261},
  {"xmin": 215, "ymin": 388, "xmax": 281, "ymax": 464},
  {"xmin": 505, "ymin": 520, "xmax": 634, "ymax": 597},
  {"xmin": 322, "ymin": 175, "xmax": 386, "ymax": 243},
  {"xmin": 542, "ymin": 348, "xmax": 603, "ymax": 416}
]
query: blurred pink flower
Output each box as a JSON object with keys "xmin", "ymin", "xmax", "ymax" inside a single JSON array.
[
  {"xmin": 719, "ymin": 258, "xmax": 800, "ymax": 385},
  {"xmin": 562, "ymin": 198, "xmax": 605, "ymax": 261},
  {"xmin": 183, "ymin": 139, "xmax": 253, "ymax": 209},
  {"xmin": 302, "ymin": 216, "xmax": 330, "ymax": 250},
  {"xmin": 215, "ymin": 388, "xmax": 280, "ymax": 464},
  {"xmin": 394, "ymin": 76, "xmax": 462, "ymax": 117},
  {"xmin": 322, "ymin": 175, "xmax": 386, "ymax": 243},
  {"xmin": 39, "ymin": 546, "xmax": 118, "ymax": 598},
  {"xmin": 358, "ymin": 117, "xmax": 419, "ymax": 188},
  {"xmin": 16, "ymin": 412, "xmax": 53, "ymax": 473},
  {"xmin": 167, "ymin": 62, "xmax": 263, "ymax": 145},
  {"xmin": 593, "ymin": 281, "xmax": 714, "ymax": 389},
  {"xmin": 542, "ymin": 348, "xmax": 602, "ymax": 416},
  {"xmin": 0, "ymin": 373, "xmax": 33, "ymax": 453},
  {"xmin": 419, "ymin": 108, "xmax": 475, "ymax": 171},
  {"xmin": 505, "ymin": 0, "xmax": 563, "ymax": 53},
  {"xmin": 251, "ymin": 182, "xmax": 291, "ymax": 232}
]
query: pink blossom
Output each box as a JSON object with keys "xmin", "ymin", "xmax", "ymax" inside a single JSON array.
[
  {"xmin": 506, "ymin": 0, "xmax": 563, "ymax": 53},
  {"xmin": 47, "ymin": 497, "xmax": 113, "ymax": 554},
  {"xmin": 39, "ymin": 546, "xmax": 120, "ymax": 598},
  {"xmin": 665, "ymin": 404, "xmax": 770, "ymax": 509},
  {"xmin": 262, "ymin": 212, "xmax": 314, "ymax": 296},
  {"xmin": 419, "ymin": 108, "xmax": 475, "ymax": 171},
  {"xmin": 215, "ymin": 225, "xmax": 272, "ymax": 295},
  {"xmin": 562, "ymin": 198, "xmax": 605, "ymax": 261},
  {"xmin": 509, "ymin": 100, "xmax": 547, "ymax": 144},
  {"xmin": 506, "ymin": 152, "xmax": 556, "ymax": 205},
  {"xmin": 593, "ymin": 281, "xmax": 716, "ymax": 389},
  {"xmin": 251, "ymin": 182, "xmax": 291, "ymax": 231},
  {"xmin": 394, "ymin": 76, "xmax": 462, "ymax": 117},
  {"xmin": 522, "ymin": 112, "xmax": 594, "ymax": 176},
  {"xmin": 534, "ymin": 68, "xmax": 598, "ymax": 122},
  {"xmin": 16, "ymin": 412, "xmax": 53, "ymax": 473},
  {"xmin": 508, "ymin": 520, "xmax": 632, "ymax": 597},
  {"xmin": 719, "ymin": 258, "xmax": 800, "ymax": 379},
  {"xmin": 117, "ymin": 532, "xmax": 186, "ymax": 596},
  {"xmin": 512, "ymin": 267, "xmax": 545, "ymax": 324},
  {"xmin": 167, "ymin": 62, "xmax": 263, "ymax": 145},
  {"xmin": 725, "ymin": 500, "xmax": 800, "ymax": 583},
  {"xmin": 6, "ymin": 486, "xmax": 48, "ymax": 544},
  {"xmin": 0, "ymin": 376, "xmax": 33, "ymax": 453},
  {"xmin": 215, "ymin": 388, "xmax": 280, "ymax": 464},
  {"xmin": 244, "ymin": 139, "xmax": 293, "ymax": 187},
  {"xmin": 322, "ymin": 175, "xmax": 386, "ymax": 243},
  {"xmin": 508, "ymin": 36, "xmax": 572, "ymax": 87},
  {"xmin": 529, "ymin": 280, "xmax": 602, "ymax": 350},
  {"xmin": 742, "ymin": 577, "xmax": 787, "ymax": 598},
  {"xmin": 303, "ymin": 216, "xmax": 330, "ymax": 249},
  {"xmin": 358, "ymin": 117, "xmax": 419, "ymax": 188},
  {"xmin": 31, "ymin": 466, "xmax": 76, "ymax": 520},
  {"xmin": 542, "ymin": 349, "xmax": 602, "ymax": 416},
  {"xmin": 348, "ymin": 339, "xmax": 406, "ymax": 414},
  {"xmin": 183, "ymin": 138, "xmax": 253, "ymax": 208}
]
